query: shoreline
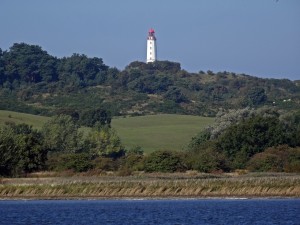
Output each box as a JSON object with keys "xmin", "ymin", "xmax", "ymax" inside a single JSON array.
[{"xmin": 1, "ymin": 196, "xmax": 300, "ymax": 201}]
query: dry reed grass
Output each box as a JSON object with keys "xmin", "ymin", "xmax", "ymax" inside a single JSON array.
[{"xmin": 1, "ymin": 173, "xmax": 299, "ymax": 199}]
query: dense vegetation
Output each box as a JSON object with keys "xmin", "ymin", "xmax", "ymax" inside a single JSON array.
[
  {"xmin": 1, "ymin": 43, "xmax": 299, "ymax": 117},
  {"xmin": 1, "ymin": 108, "xmax": 299, "ymax": 177},
  {"xmin": 187, "ymin": 108, "xmax": 300, "ymax": 172},
  {"xmin": 0, "ymin": 43, "xmax": 300, "ymax": 177}
]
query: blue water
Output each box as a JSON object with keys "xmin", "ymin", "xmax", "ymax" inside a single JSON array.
[{"xmin": 0, "ymin": 199, "xmax": 299, "ymax": 225}]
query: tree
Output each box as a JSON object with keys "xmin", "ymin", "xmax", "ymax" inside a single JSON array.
[
  {"xmin": 57, "ymin": 54, "xmax": 108, "ymax": 86},
  {"xmin": 244, "ymin": 87, "xmax": 267, "ymax": 107},
  {"xmin": 2, "ymin": 43, "xmax": 58, "ymax": 84},
  {"xmin": 164, "ymin": 87, "xmax": 188, "ymax": 103},
  {"xmin": 216, "ymin": 116, "xmax": 288, "ymax": 169},
  {"xmin": 79, "ymin": 108, "xmax": 111, "ymax": 127},
  {"xmin": 0, "ymin": 48, "xmax": 5, "ymax": 85},
  {"xmin": 87, "ymin": 126, "xmax": 125, "ymax": 158},
  {"xmin": 41, "ymin": 115, "xmax": 83, "ymax": 153},
  {"xmin": 0, "ymin": 123, "xmax": 48, "ymax": 176},
  {"xmin": 9, "ymin": 123, "xmax": 48, "ymax": 173},
  {"xmin": 0, "ymin": 126, "xmax": 21, "ymax": 176}
]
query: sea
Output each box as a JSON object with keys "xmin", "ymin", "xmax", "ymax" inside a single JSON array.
[{"xmin": 0, "ymin": 199, "xmax": 299, "ymax": 225}]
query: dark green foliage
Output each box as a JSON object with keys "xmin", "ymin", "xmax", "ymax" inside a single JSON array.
[
  {"xmin": 0, "ymin": 123, "xmax": 47, "ymax": 176},
  {"xmin": 126, "ymin": 60, "xmax": 181, "ymax": 74},
  {"xmin": 79, "ymin": 108, "xmax": 111, "ymax": 127},
  {"xmin": 216, "ymin": 116, "xmax": 287, "ymax": 169},
  {"xmin": 1, "ymin": 42, "xmax": 300, "ymax": 176},
  {"xmin": 188, "ymin": 110, "xmax": 300, "ymax": 172},
  {"xmin": 144, "ymin": 150, "xmax": 186, "ymax": 172},
  {"xmin": 0, "ymin": 43, "xmax": 110, "ymax": 114},
  {"xmin": 187, "ymin": 142, "xmax": 228, "ymax": 173},
  {"xmin": 127, "ymin": 73, "xmax": 173, "ymax": 94},
  {"xmin": 280, "ymin": 110, "xmax": 300, "ymax": 147},
  {"xmin": 2, "ymin": 43, "xmax": 58, "ymax": 84},
  {"xmin": 0, "ymin": 126, "xmax": 21, "ymax": 176},
  {"xmin": 164, "ymin": 87, "xmax": 188, "ymax": 103},
  {"xmin": 57, "ymin": 53, "xmax": 108, "ymax": 87},
  {"xmin": 47, "ymin": 153, "xmax": 94, "ymax": 172},
  {"xmin": 243, "ymin": 87, "xmax": 267, "ymax": 107},
  {"xmin": 1, "ymin": 43, "xmax": 300, "ymax": 117}
]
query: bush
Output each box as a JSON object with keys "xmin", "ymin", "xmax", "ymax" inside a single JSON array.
[
  {"xmin": 246, "ymin": 152, "xmax": 282, "ymax": 172},
  {"xmin": 47, "ymin": 153, "xmax": 93, "ymax": 172},
  {"xmin": 121, "ymin": 153, "xmax": 145, "ymax": 172},
  {"xmin": 186, "ymin": 141, "xmax": 229, "ymax": 173},
  {"xmin": 93, "ymin": 157, "xmax": 120, "ymax": 171},
  {"xmin": 144, "ymin": 150, "xmax": 186, "ymax": 173},
  {"xmin": 247, "ymin": 145, "xmax": 300, "ymax": 172}
]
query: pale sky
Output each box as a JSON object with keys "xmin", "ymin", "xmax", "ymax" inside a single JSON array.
[{"xmin": 1, "ymin": 0, "xmax": 299, "ymax": 80}]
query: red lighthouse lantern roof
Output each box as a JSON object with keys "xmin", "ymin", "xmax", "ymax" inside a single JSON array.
[{"xmin": 149, "ymin": 28, "xmax": 155, "ymax": 34}]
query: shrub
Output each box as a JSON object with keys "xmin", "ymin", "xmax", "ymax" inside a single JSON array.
[
  {"xmin": 121, "ymin": 153, "xmax": 145, "ymax": 172},
  {"xmin": 247, "ymin": 145, "xmax": 300, "ymax": 172},
  {"xmin": 47, "ymin": 153, "xmax": 94, "ymax": 172},
  {"xmin": 247, "ymin": 152, "xmax": 282, "ymax": 172},
  {"xmin": 186, "ymin": 142, "xmax": 229, "ymax": 173},
  {"xmin": 93, "ymin": 157, "xmax": 120, "ymax": 171},
  {"xmin": 144, "ymin": 150, "xmax": 186, "ymax": 173}
]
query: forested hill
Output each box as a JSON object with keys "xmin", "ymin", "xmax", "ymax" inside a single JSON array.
[{"xmin": 0, "ymin": 43, "xmax": 299, "ymax": 117}]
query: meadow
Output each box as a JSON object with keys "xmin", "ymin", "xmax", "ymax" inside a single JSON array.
[
  {"xmin": 0, "ymin": 110, "xmax": 214, "ymax": 152},
  {"xmin": 0, "ymin": 110, "xmax": 49, "ymax": 129},
  {"xmin": 112, "ymin": 114, "xmax": 214, "ymax": 152}
]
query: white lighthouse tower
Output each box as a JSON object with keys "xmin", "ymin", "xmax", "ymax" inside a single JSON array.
[{"xmin": 146, "ymin": 28, "xmax": 157, "ymax": 63}]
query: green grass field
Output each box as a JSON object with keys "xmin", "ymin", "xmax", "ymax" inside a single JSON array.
[
  {"xmin": 0, "ymin": 110, "xmax": 49, "ymax": 129},
  {"xmin": 112, "ymin": 114, "xmax": 214, "ymax": 152},
  {"xmin": 0, "ymin": 110, "xmax": 214, "ymax": 152}
]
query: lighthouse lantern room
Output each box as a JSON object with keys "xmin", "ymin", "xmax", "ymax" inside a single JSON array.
[{"xmin": 146, "ymin": 28, "xmax": 157, "ymax": 63}]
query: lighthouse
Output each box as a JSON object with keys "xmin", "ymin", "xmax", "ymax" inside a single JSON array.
[{"xmin": 146, "ymin": 28, "xmax": 157, "ymax": 63}]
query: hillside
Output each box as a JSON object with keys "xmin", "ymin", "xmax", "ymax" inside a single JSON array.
[
  {"xmin": 0, "ymin": 110, "xmax": 49, "ymax": 129},
  {"xmin": 0, "ymin": 43, "xmax": 300, "ymax": 117},
  {"xmin": 0, "ymin": 110, "xmax": 213, "ymax": 152}
]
